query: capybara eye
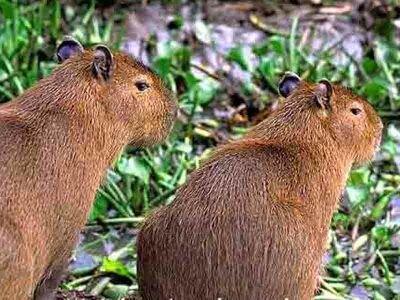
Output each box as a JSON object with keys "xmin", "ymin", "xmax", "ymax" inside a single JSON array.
[
  {"xmin": 135, "ymin": 81, "xmax": 150, "ymax": 91},
  {"xmin": 351, "ymin": 108, "xmax": 362, "ymax": 115}
]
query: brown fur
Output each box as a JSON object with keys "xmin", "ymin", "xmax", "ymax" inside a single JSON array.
[
  {"xmin": 0, "ymin": 46, "xmax": 176, "ymax": 299},
  {"xmin": 137, "ymin": 81, "xmax": 382, "ymax": 300}
]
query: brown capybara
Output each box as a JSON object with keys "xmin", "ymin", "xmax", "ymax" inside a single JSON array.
[
  {"xmin": 0, "ymin": 37, "xmax": 177, "ymax": 300},
  {"xmin": 137, "ymin": 73, "xmax": 383, "ymax": 300}
]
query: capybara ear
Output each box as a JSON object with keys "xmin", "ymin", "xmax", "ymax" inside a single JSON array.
[
  {"xmin": 56, "ymin": 36, "xmax": 84, "ymax": 63},
  {"xmin": 314, "ymin": 79, "xmax": 333, "ymax": 110},
  {"xmin": 91, "ymin": 45, "xmax": 114, "ymax": 81},
  {"xmin": 278, "ymin": 72, "xmax": 301, "ymax": 98}
]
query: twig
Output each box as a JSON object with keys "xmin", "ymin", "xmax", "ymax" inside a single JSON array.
[
  {"xmin": 91, "ymin": 277, "xmax": 111, "ymax": 296},
  {"xmin": 190, "ymin": 63, "xmax": 221, "ymax": 81},
  {"xmin": 351, "ymin": 213, "xmax": 361, "ymax": 241},
  {"xmin": 318, "ymin": 3, "xmax": 352, "ymax": 15},
  {"xmin": 64, "ymin": 275, "xmax": 95, "ymax": 289},
  {"xmin": 98, "ymin": 217, "xmax": 145, "ymax": 225},
  {"xmin": 249, "ymin": 14, "xmax": 290, "ymax": 37}
]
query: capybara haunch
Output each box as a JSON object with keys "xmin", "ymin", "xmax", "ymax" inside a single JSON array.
[
  {"xmin": 137, "ymin": 73, "xmax": 382, "ymax": 300},
  {"xmin": 0, "ymin": 37, "xmax": 177, "ymax": 300}
]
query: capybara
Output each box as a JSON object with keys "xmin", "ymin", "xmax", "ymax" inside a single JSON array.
[
  {"xmin": 0, "ymin": 36, "xmax": 177, "ymax": 300},
  {"xmin": 137, "ymin": 73, "xmax": 382, "ymax": 300}
]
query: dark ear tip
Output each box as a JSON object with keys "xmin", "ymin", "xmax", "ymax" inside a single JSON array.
[
  {"xmin": 92, "ymin": 44, "xmax": 114, "ymax": 81},
  {"xmin": 94, "ymin": 44, "xmax": 110, "ymax": 50},
  {"xmin": 56, "ymin": 36, "xmax": 83, "ymax": 52},
  {"xmin": 56, "ymin": 36, "xmax": 83, "ymax": 63},
  {"xmin": 317, "ymin": 78, "xmax": 333, "ymax": 98},
  {"xmin": 282, "ymin": 72, "xmax": 300, "ymax": 80},
  {"xmin": 278, "ymin": 72, "xmax": 301, "ymax": 98},
  {"xmin": 93, "ymin": 45, "xmax": 113, "ymax": 64},
  {"xmin": 318, "ymin": 78, "xmax": 330, "ymax": 85},
  {"xmin": 94, "ymin": 45, "xmax": 113, "ymax": 55}
]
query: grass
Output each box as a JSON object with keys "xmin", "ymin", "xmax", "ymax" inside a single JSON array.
[{"xmin": 1, "ymin": 1, "xmax": 400, "ymax": 299}]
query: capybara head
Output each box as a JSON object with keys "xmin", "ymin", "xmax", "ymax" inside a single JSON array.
[
  {"xmin": 56, "ymin": 36, "xmax": 177, "ymax": 147},
  {"xmin": 278, "ymin": 72, "xmax": 383, "ymax": 165}
]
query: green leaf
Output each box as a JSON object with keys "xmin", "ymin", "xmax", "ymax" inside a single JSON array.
[
  {"xmin": 50, "ymin": 1, "xmax": 61, "ymax": 39},
  {"xmin": 227, "ymin": 46, "xmax": 251, "ymax": 71},
  {"xmin": 195, "ymin": 78, "xmax": 219, "ymax": 105},
  {"xmin": 89, "ymin": 193, "xmax": 109, "ymax": 221},
  {"xmin": 258, "ymin": 58, "xmax": 275, "ymax": 79},
  {"xmin": 252, "ymin": 40, "xmax": 270, "ymax": 57},
  {"xmin": 183, "ymin": 72, "xmax": 199, "ymax": 89},
  {"xmin": 361, "ymin": 78, "xmax": 389, "ymax": 104},
  {"xmin": 100, "ymin": 258, "xmax": 132, "ymax": 279},
  {"xmin": 371, "ymin": 193, "xmax": 392, "ymax": 221},
  {"xmin": 175, "ymin": 46, "xmax": 192, "ymax": 70},
  {"xmin": 82, "ymin": 2, "xmax": 95, "ymax": 25},
  {"xmin": 381, "ymin": 139, "xmax": 397, "ymax": 156},
  {"xmin": 331, "ymin": 212, "xmax": 350, "ymax": 228},
  {"xmin": 268, "ymin": 36, "xmax": 285, "ymax": 55},
  {"xmin": 0, "ymin": 0, "xmax": 14, "ymax": 19},
  {"xmin": 348, "ymin": 168, "xmax": 371, "ymax": 186},
  {"xmin": 346, "ymin": 186, "xmax": 370, "ymax": 207},
  {"xmin": 373, "ymin": 19, "xmax": 395, "ymax": 41},
  {"xmin": 362, "ymin": 277, "xmax": 381, "ymax": 288},
  {"xmin": 362, "ymin": 57, "xmax": 378, "ymax": 74},
  {"xmin": 371, "ymin": 226, "xmax": 391, "ymax": 246},
  {"xmin": 153, "ymin": 57, "xmax": 171, "ymax": 79},
  {"xmin": 117, "ymin": 157, "xmax": 150, "ymax": 184},
  {"xmin": 373, "ymin": 292, "xmax": 386, "ymax": 300},
  {"xmin": 175, "ymin": 142, "xmax": 193, "ymax": 154}
]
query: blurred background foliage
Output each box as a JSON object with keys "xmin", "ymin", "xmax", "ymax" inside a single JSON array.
[{"xmin": 1, "ymin": 0, "xmax": 400, "ymax": 299}]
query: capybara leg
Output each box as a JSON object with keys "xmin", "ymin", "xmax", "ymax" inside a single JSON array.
[
  {"xmin": 0, "ymin": 227, "xmax": 35, "ymax": 300},
  {"xmin": 34, "ymin": 261, "xmax": 68, "ymax": 300}
]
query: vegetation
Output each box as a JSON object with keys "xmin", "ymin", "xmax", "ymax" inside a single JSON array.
[{"xmin": 0, "ymin": 1, "xmax": 400, "ymax": 299}]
